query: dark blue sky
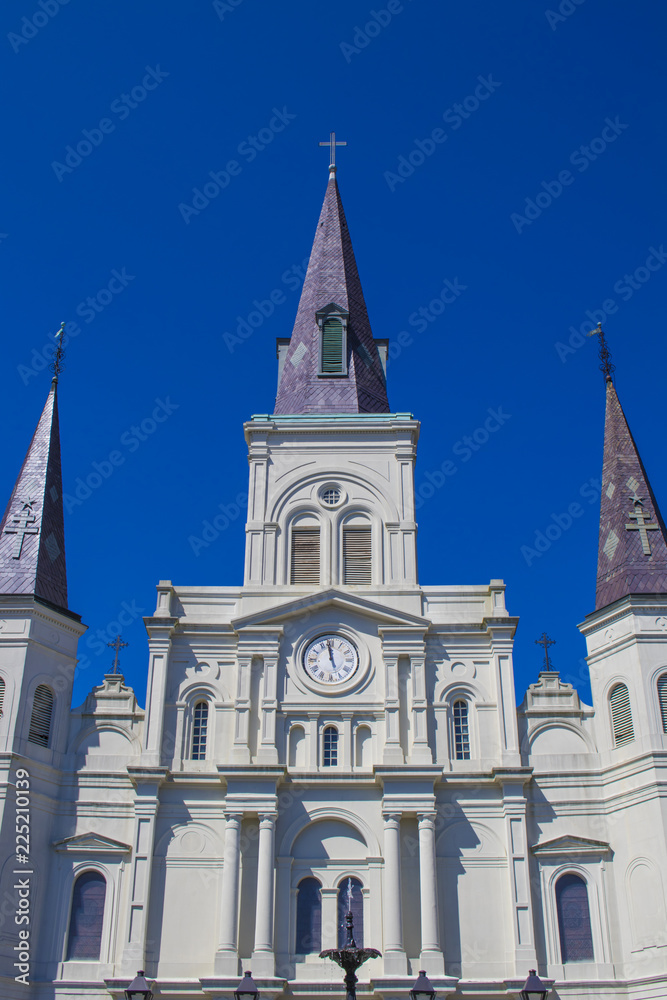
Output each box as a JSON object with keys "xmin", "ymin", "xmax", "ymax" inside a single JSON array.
[{"xmin": 2, "ymin": 0, "xmax": 666, "ymax": 706}]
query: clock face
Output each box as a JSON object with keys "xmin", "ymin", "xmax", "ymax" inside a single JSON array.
[{"xmin": 303, "ymin": 634, "xmax": 359, "ymax": 685}]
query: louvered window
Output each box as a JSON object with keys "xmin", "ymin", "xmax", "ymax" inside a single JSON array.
[
  {"xmin": 28, "ymin": 684, "xmax": 53, "ymax": 747},
  {"xmin": 323, "ymin": 725, "xmax": 338, "ymax": 766},
  {"xmin": 610, "ymin": 683, "xmax": 634, "ymax": 746},
  {"xmin": 343, "ymin": 527, "xmax": 372, "ymax": 584},
  {"xmin": 0, "ymin": 676, "xmax": 5, "ymax": 716},
  {"xmin": 658, "ymin": 674, "xmax": 667, "ymax": 733},
  {"xmin": 192, "ymin": 701, "xmax": 208, "ymax": 760},
  {"xmin": 556, "ymin": 873, "xmax": 594, "ymax": 963},
  {"xmin": 66, "ymin": 871, "xmax": 106, "ymax": 960},
  {"xmin": 291, "ymin": 528, "xmax": 320, "ymax": 584},
  {"xmin": 453, "ymin": 700, "xmax": 470, "ymax": 760},
  {"xmin": 321, "ymin": 318, "xmax": 344, "ymax": 373}
]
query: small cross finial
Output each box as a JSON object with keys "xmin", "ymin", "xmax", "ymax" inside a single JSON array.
[
  {"xmin": 49, "ymin": 322, "xmax": 66, "ymax": 382},
  {"xmin": 107, "ymin": 634, "xmax": 129, "ymax": 674},
  {"xmin": 586, "ymin": 322, "xmax": 615, "ymax": 382},
  {"xmin": 319, "ymin": 131, "xmax": 347, "ymax": 174},
  {"xmin": 535, "ymin": 632, "xmax": 556, "ymax": 671}
]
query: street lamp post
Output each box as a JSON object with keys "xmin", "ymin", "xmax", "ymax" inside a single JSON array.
[
  {"xmin": 410, "ymin": 970, "xmax": 436, "ymax": 1000},
  {"xmin": 124, "ymin": 971, "xmax": 153, "ymax": 1000},
  {"xmin": 320, "ymin": 909, "xmax": 381, "ymax": 1000},
  {"xmin": 234, "ymin": 970, "xmax": 260, "ymax": 1000},
  {"xmin": 520, "ymin": 970, "xmax": 549, "ymax": 1000}
]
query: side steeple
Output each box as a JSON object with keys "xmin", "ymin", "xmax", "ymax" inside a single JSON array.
[
  {"xmin": 593, "ymin": 328, "xmax": 667, "ymax": 609},
  {"xmin": 274, "ymin": 164, "xmax": 390, "ymax": 415},
  {"xmin": 0, "ymin": 377, "xmax": 69, "ymax": 611}
]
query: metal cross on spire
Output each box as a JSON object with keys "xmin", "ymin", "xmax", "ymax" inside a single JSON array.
[
  {"xmin": 586, "ymin": 322, "xmax": 615, "ymax": 382},
  {"xmin": 535, "ymin": 632, "xmax": 556, "ymax": 670},
  {"xmin": 49, "ymin": 322, "xmax": 66, "ymax": 382},
  {"xmin": 626, "ymin": 497, "xmax": 660, "ymax": 555},
  {"xmin": 107, "ymin": 634, "xmax": 129, "ymax": 674},
  {"xmin": 319, "ymin": 131, "xmax": 347, "ymax": 174}
]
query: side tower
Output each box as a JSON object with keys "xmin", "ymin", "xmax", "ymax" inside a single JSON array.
[
  {"xmin": 578, "ymin": 332, "xmax": 667, "ymax": 981},
  {"xmin": 0, "ymin": 369, "xmax": 85, "ymax": 991}
]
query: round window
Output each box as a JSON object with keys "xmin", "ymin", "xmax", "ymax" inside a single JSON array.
[{"xmin": 321, "ymin": 488, "xmax": 341, "ymax": 506}]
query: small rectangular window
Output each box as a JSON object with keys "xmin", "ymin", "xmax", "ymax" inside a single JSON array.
[
  {"xmin": 192, "ymin": 702, "xmax": 208, "ymax": 760},
  {"xmin": 343, "ymin": 527, "xmax": 371, "ymax": 584},
  {"xmin": 291, "ymin": 528, "xmax": 320, "ymax": 584},
  {"xmin": 323, "ymin": 726, "xmax": 338, "ymax": 766}
]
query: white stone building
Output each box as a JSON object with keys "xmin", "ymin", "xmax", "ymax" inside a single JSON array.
[{"xmin": 1, "ymin": 163, "xmax": 667, "ymax": 1000}]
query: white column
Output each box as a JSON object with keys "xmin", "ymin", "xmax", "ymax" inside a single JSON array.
[
  {"xmin": 215, "ymin": 812, "xmax": 243, "ymax": 975},
  {"xmin": 321, "ymin": 887, "xmax": 339, "ymax": 951},
  {"xmin": 252, "ymin": 813, "xmax": 277, "ymax": 974},
  {"xmin": 418, "ymin": 812, "xmax": 444, "ymax": 973},
  {"xmin": 232, "ymin": 656, "xmax": 252, "ymax": 763},
  {"xmin": 258, "ymin": 656, "xmax": 279, "ymax": 763},
  {"xmin": 382, "ymin": 812, "xmax": 407, "ymax": 974},
  {"xmin": 410, "ymin": 655, "xmax": 433, "ymax": 763},
  {"xmin": 119, "ymin": 773, "xmax": 163, "ymax": 977},
  {"xmin": 383, "ymin": 657, "xmax": 404, "ymax": 763}
]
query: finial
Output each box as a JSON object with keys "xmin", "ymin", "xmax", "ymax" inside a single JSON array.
[
  {"xmin": 586, "ymin": 322, "xmax": 615, "ymax": 383},
  {"xmin": 319, "ymin": 131, "xmax": 347, "ymax": 175},
  {"xmin": 108, "ymin": 634, "xmax": 129, "ymax": 674},
  {"xmin": 535, "ymin": 632, "xmax": 556, "ymax": 671},
  {"xmin": 49, "ymin": 322, "xmax": 66, "ymax": 382}
]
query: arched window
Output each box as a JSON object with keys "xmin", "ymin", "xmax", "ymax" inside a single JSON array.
[
  {"xmin": 343, "ymin": 519, "xmax": 372, "ymax": 585},
  {"xmin": 657, "ymin": 673, "xmax": 667, "ymax": 733},
  {"xmin": 337, "ymin": 877, "xmax": 364, "ymax": 947},
  {"xmin": 291, "ymin": 525, "xmax": 320, "ymax": 584},
  {"xmin": 320, "ymin": 318, "xmax": 345, "ymax": 373},
  {"xmin": 556, "ymin": 873, "xmax": 594, "ymax": 963},
  {"xmin": 191, "ymin": 701, "xmax": 208, "ymax": 760},
  {"xmin": 323, "ymin": 725, "xmax": 338, "ymax": 767},
  {"xmin": 296, "ymin": 877, "xmax": 321, "ymax": 953},
  {"xmin": 609, "ymin": 683, "xmax": 634, "ymax": 745},
  {"xmin": 453, "ymin": 700, "xmax": 470, "ymax": 760},
  {"xmin": 28, "ymin": 684, "xmax": 54, "ymax": 747},
  {"xmin": 66, "ymin": 871, "xmax": 106, "ymax": 960},
  {"xmin": 289, "ymin": 725, "xmax": 306, "ymax": 768},
  {"xmin": 0, "ymin": 676, "xmax": 5, "ymax": 716}
]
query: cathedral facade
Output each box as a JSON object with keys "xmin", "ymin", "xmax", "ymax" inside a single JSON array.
[{"xmin": 1, "ymin": 164, "xmax": 667, "ymax": 1000}]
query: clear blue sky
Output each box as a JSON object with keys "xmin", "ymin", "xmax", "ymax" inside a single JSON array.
[{"xmin": 2, "ymin": 0, "xmax": 666, "ymax": 707}]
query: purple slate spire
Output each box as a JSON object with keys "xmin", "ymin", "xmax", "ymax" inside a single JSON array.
[
  {"xmin": 274, "ymin": 172, "xmax": 390, "ymax": 415},
  {"xmin": 595, "ymin": 380, "xmax": 667, "ymax": 609},
  {"xmin": 0, "ymin": 380, "xmax": 69, "ymax": 611}
]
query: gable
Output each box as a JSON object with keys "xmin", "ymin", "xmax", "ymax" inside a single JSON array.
[{"xmin": 232, "ymin": 587, "xmax": 429, "ymax": 631}]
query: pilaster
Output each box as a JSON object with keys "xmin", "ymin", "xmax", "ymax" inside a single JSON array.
[
  {"xmin": 141, "ymin": 617, "xmax": 178, "ymax": 767},
  {"xmin": 495, "ymin": 769, "xmax": 537, "ymax": 972}
]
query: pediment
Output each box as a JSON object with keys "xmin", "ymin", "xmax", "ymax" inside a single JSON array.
[
  {"xmin": 531, "ymin": 835, "xmax": 611, "ymax": 857},
  {"xmin": 232, "ymin": 587, "xmax": 429, "ymax": 630},
  {"xmin": 53, "ymin": 832, "xmax": 131, "ymax": 854}
]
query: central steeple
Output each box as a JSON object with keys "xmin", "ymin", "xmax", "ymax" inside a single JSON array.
[{"xmin": 274, "ymin": 169, "xmax": 390, "ymax": 415}]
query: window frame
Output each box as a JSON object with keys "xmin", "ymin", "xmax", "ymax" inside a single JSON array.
[
  {"xmin": 28, "ymin": 683, "xmax": 54, "ymax": 748},
  {"xmin": 322, "ymin": 725, "xmax": 339, "ymax": 768},
  {"xmin": 555, "ymin": 871, "xmax": 595, "ymax": 964},
  {"xmin": 316, "ymin": 304, "xmax": 349, "ymax": 377},
  {"xmin": 290, "ymin": 522, "xmax": 321, "ymax": 585},
  {"xmin": 657, "ymin": 672, "xmax": 667, "ymax": 734},
  {"xmin": 191, "ymin": 699, "xmax": 209, "ymax": 761},
  {"xmin": 64, "ymin": 870, "xmax": 107, "ymax": 962},
  {"xmin": 295, "ymin": 876, "xmax": 323, "ymax": 955},
  {"xmin": 452, "ymin": 698, "xmax": 471, "ymax": 760}
]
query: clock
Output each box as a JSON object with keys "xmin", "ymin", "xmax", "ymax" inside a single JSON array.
[{"xmin": 303, "ymin": 634, "xmax": 359, "ymax": 685}]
